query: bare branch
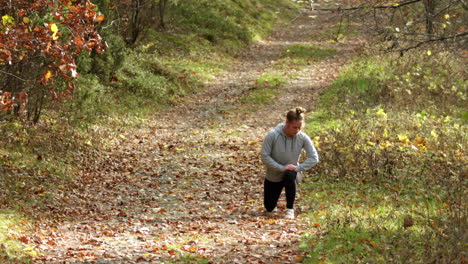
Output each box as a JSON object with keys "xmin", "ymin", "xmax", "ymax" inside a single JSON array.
[
  {"xmin": 0, "ymin": 69, "xmax": 29, "ymax": 82},
  {"xmin": 396, "ymin": 31, "xmax": 468, "ymax": 53},
  {"xmin": 315, "ymin": 0, "xmax": 423, "ymax": 12}
]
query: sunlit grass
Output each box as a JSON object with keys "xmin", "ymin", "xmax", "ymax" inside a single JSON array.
[
  {"xmin": 161, "ymin": 55, "xmax": 231, "ymax": 83},
  {"xmin": 275, "ymin": 44, "xmax": 336, "ymax": 67},
  {"xmin": 0, "ymin": 211, "xmax": 38, "ymax": 263},
  {"xmin": 240, "ymin": 73, "xmax": 288, "ymax": 105},
  {"xmin": 300, "ymin": 178, "xmax": 449, "ymax": 263}
]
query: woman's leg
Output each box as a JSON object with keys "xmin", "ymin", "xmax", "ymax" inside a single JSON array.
[
  {"xmin": 283, "ymin": 170, "xmax": 297, "ymax": 209},
  {"xmin": 264, "ymin": 179, "xmax": 284, "ymax": 212}
]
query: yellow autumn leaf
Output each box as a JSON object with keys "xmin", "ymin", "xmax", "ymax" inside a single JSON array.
[
  {"xmin": 317, "ymin": 210, "xmax": 327, "ymax": 216},
  {"xmin": 444, "ymin": 14, "xmax": 450, "ymax": 20},
  {"xmin": 23, "ymin": 17, "xmax": 31, "ymax": 24},
  {"xmin": 376, "ymin": 108, "xmax": 387, "ymax": 120},
  {"xmin": 49, "ymin": 23, "xmax": 59, "ymax": 40},
  {"xmin": 188, "ymin": 247, "xmax": 196, "ymax": 252},
  {"xmin": 427, "ymin": 50, "xmax": 432, "ymax": 56},
  {"xmin": 379, "ymin": 141, "xmax": 392, "ymax": 149},
  {"xmin": 45, "ymin": 71, "xmax": 53, "ymax": 80},
  {"xmin": 49, "ymin": 23, "xmax": 58, "ymax": 33},
  {"xmin": 50, "ymin": 23, "xmax": 58, "ymax": 33},
  {"xmin": 382, "ymin": 128, "xmax": 388, "ymax": 138},
  {"xmin": 398, "ymin": 134, "xmax": 408, "ymax": 141},
  {"xmin": 2, "ymin": 15, "xmax": 14, "ymax": 25},
  {"xmin": 414, "ymin": 136, "xmax": 425, "ymax": 145}
]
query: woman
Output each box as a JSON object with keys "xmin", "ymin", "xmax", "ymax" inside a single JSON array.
[{"xmin": 261, "ymin": 107, "xmax": 319, "ymax": 219}]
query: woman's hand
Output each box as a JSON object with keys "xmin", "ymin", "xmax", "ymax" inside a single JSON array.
[{"xmin": 283, "ymin": 164, "xmax": 297, "ymax": 171}]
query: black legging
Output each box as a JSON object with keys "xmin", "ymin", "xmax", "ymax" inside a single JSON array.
[{"xmin": 264, "ymin": 170, "xmax": 297, "ymax": 212}]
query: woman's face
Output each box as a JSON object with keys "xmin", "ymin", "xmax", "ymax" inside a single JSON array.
[{"xmin": 284, "ymin": 120, "xmax": 303, "ymax": 137}]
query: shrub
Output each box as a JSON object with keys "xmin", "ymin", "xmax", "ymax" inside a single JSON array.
[{"xmin": 302, "ymin": 51, "xmax": 467, "ymax": 263}]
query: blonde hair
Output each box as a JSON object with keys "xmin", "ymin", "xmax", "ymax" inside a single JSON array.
[{"xmin": 286, "ymin": 107, "xmax": 306, "ymax": 122}]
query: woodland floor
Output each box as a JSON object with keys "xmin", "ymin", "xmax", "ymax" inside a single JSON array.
[{"xmin": 33, "ymin": 7, "xmax": 362, "ymax": 264}]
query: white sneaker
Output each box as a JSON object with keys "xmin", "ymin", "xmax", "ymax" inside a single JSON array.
[{"xmin": 285, "ymin": 209, "xmax": 294, "ymax": 219}]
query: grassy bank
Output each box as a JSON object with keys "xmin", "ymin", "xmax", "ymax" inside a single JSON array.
[{"xmin": 301, "ymin": 50, "xmax": 467, "ymax": 263}]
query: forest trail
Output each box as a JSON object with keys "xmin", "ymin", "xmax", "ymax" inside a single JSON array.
[{"xmin": 34, "ymin": 7, "xmax": 361, "ymax": 264}]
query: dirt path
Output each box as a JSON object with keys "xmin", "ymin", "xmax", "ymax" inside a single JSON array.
[{"xmin": 34, "ymin": 8, "xmax": 361, "ymax": 264}]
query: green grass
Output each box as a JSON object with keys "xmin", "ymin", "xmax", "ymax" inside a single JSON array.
[
  {"xmin": 161, "ymin": 55, "xmax": 232, "ymax": 83},
  {"xmin": 277, "ymin": 44, "xmax": 336, "ymax": 67},
  {"xmin": 300, "ymin": 177, "xmax": 452, "ymax": 263},
  {"xmin": 241, "ymin": 73, "xmax": 288, "ymax": 104},
  {"xmin": 0, "ymin": 211, "xmax": 38, "ymax": 263},
  {"xmin": 301, "ymin": 52, "xmax": 466, "ymax": 263},
  {"xmin": 163, "ymin": 0, "xmax": 299, "ymax": 56}
]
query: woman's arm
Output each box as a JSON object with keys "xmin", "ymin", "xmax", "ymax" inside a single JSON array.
[
  {"xmin": 261, "ymin": 132, "xmax": 284, "ymax": 171},
  {"xmin": 295, "ymin": 135, "xmax": 319, "ymax": 172}
]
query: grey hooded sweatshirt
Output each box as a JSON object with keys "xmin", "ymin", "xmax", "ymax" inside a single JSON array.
[{"xmin": 261, "ymin": 123, "xmax": 319, "ymax": 182}]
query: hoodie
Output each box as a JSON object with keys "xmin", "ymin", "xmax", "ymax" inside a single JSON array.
[{"xmin": 261, "ymin": 123, "xmax": 319, "ymax": 182}]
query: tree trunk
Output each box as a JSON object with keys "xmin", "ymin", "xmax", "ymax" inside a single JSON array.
[
  {"xmin": 158, "ymin": 0, "xmax": 168, "ymax": 29},
  {"xmin": 424, "ymin": 0, "xmax": 436, "ymax": 38},
  {"xmin": 128, "ymin": 0, "xmax": 142, "ymax": 45}
]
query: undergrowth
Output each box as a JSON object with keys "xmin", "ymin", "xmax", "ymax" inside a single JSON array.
[
  {"xmin": 0, "ymin": 1, "xmax": 300, "ymax": 261},
  {"xmin": 302, "ymin": 51, "xmax": 467, "ymax": 263}
]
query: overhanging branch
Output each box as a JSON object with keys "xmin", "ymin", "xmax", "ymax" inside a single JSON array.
[
  {"xmin": 0, "ymin": 69, "xmax": 29, "ymax": 82},
  {"xmin": 314, "ymin": 0, "xmax": 423, "ymax": 12},
  {"xmin": 396, "ymin": 31, "xmax": 468, "ymax": 53}
]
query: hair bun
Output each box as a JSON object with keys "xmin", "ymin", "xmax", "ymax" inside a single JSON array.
[{"xmin": 296, "ymin": 107, "xmax": 306, "ymax": 115}]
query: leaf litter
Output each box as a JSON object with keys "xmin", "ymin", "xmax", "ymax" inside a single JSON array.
[{"xmin": 31, "ymin": 8, "xmax": 359, "ymax": 264}]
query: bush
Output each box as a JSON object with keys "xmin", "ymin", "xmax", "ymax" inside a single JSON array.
[
  {"xmin": 115, "ymin": 52, "xmax": 187, "ymax": 103},
  {"xmin": 302, "ymin": 51, "xmax": 467, "ymax": 263},
  {"xmin": 149, "ymin": 0, "xmax": 298, "ymax": 55},
  {"xmin": 385, "ymin": 51, "xmax": 467, "ymax": 114},
  {"xmin": 77, "ymin": 33, "xmax": 128, "ymax": 82}
]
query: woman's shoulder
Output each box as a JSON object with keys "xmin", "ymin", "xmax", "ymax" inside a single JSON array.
[{"xmin": 298, "ymin": 131, "xmax": 312, "ymax": 140}]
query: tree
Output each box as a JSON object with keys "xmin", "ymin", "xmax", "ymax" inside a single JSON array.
[
  {"xmin": 316, "ymin": 0, "xmax": 467, "ymax": 53},
  {"xmin": 119, "ymin": 0, "xmax": 173, "ymax": 45},
  {"xmin": 0, "ymin": 0, "xmax": 106, "ymax": 122}
]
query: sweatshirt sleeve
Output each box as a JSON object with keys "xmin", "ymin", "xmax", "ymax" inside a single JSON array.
[
  {"xmin": 296, "ymin": 134, "xmax": 319, "ymax": 172},
  {"xmin": 261, "ymin": 132, "xmax": 284, "ymax": 171}
]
